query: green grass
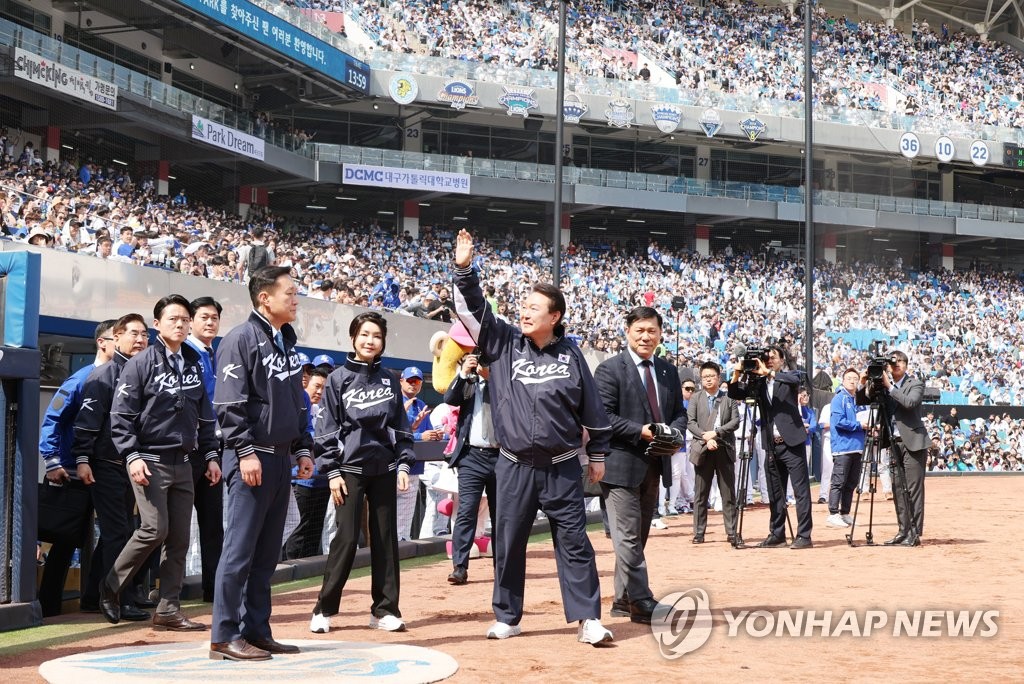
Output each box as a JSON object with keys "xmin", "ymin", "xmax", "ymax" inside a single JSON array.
[{"xmin": 0, "ymin": 523, "xmax": 596, "ymax": 657}]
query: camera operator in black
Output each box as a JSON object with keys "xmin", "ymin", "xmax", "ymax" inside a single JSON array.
[
  {"xmin": 856, "ymin": 350, "xmax": 926, "ymax": 546},
  {"xmin": 728, "ymin": 345, "xmax": 813, "ymax": 549}
]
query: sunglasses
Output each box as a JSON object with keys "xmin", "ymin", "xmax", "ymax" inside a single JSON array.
[{"xmin": 682, "ymin": 386, "xmax": 696, "ymax": 392}]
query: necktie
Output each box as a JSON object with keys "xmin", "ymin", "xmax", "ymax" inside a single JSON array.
[
  {"xmin": 708, "ymin": 394, "xmax": 716, "ymax": 419},
  {"xmin": 274, "ymin": 331, "xmax": 285, "ymax": 354},
  {"xmin": 205, "ymin": 345, "xmax": 214, "ymax": 367},
  {"xmin": 642, "ymin": 360, "xmax": 662, "ymax": 422},
  {"xmin": 171, "ymin": 354, "xmax": 182, "ymax": 375}
]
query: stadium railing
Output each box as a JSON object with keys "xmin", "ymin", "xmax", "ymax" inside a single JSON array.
[{"xmin": 313, "ymin": 143, "xmax": 1024, "ymax": 224}]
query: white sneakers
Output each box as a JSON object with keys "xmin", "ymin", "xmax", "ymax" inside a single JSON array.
[
  {"xmin": 651, "ymin": 518, "xmax": 669, "ymax": 530},
  {"xmin": 484, "ymin": 619, "xmax": 613, "ymax": 644},
  {"xmin": 486, "ymin": 621, "xmax": 522, "ymax": 639},
  {"xmin": 370, "ymin": 614, "xmax": 407, "ymax": 632},
  {"xmin": 578, "ymin": 619, "xmax": 614, "ymax": 645},
  {"xmin": 842, "ymin": 514, "xmax": 854, "ymax": 525},
  {"xmin": 825, "ymin": 513, "xmax": 849, "ymax": 528},
  {"xmin": 309, "ymin": 612, "xmax": 331, "ymax": 634},
  {"xmin": 311, "ymin": 613, "xmax": 406, "ymax": 633}
]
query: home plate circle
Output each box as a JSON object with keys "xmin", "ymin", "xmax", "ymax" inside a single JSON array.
[{"xmin": 39, "ymin": 640, "xmax": 458, "ymax": 683}]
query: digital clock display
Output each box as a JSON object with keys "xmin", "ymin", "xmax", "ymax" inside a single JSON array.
[{"xmin": 1003, "ymin": 143, "xmax": 1024, "ymax": 168}]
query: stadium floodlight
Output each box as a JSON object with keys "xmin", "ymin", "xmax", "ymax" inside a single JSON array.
[
  {"xmin": 305, "ymin": 205, "xmax": 327, "ymax": 210},
  {"xmin": 335, "ymin": 196, "xmax": 358, "ymax": 201},
  {"xmin": 626, "ymin": 219, "xmax": 645, "ymax": 224}
]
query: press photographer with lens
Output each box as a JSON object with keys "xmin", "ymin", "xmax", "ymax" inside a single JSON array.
[
  {"xmin": 856, "ymin": 348, "xmax": 926, "ymax": 546},
  {"xmin": 728, "ymin": 345, "xmax": 813, "ymax": 549}
]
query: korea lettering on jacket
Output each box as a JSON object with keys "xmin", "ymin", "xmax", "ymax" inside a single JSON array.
[
  {"xmin": 315, "ymin": 355, "xmax": 416, "ymax": 479},
  {"xmin": 72, "ymin": 351, "xmax": 132, "ymax": 466},
  {"xmin": 110, "ymin": 339, "xmax": 219, "ymax": 465},
  {"xmin": 213, "ymin": 311, "xmax": 312, "ymax": 461},
  {"xmin": 452, "ymin": 266, "xmax": 611, "ymax": 467}
]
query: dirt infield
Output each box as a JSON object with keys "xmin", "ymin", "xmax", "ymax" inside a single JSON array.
[{"xmin": 2, "ymin": 476, "xmax": 1021, "ymax": 682}]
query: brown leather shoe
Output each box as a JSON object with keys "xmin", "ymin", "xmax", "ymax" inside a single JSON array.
[
  {"xmin": 209, "ymin": 639, "xmax": 272, "ymax": 661},
  {"xmin": 247, "ymin": 638, "xmax": 301, "ymax": 654},
  {"xmin": 153, "ymin": 612, "xmax": 208, "ymax": 631}
]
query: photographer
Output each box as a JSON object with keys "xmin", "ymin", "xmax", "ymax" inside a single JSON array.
[
  {"xmin": 728, "ymin": 345, "xmax": 813, "ymax": 549},
  {"xmin": 856, "ymin": 350, "xmax": 926, "ymax": 546}
]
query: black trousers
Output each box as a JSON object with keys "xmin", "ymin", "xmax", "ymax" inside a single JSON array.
[
  {"xmin": 38, "ymin": 479, "xmax": 94, "ymax": 616},
  {"xmin": 451, "ymin": 447, "xmax": 498, "ymax": 570},
  {"xmin": 765, "ymin": 441, "xmax": 813, "ymax": 541},
  {"xmin": 314, "ymin": 471, "xmax": 400, "ymax": 619},
  {"xmin": 89, "ymin": 460, "xmax": 141, "ymax": 607},
  {"xmin": 828, "ymin": 451, "xmax": 863, "ymax": 515},
  {"xmin": 284, "ymin": 484, "xmax": 331, "ymax": 560},
  {"xmin": 190, "ymin": 457, "xmax": 224, "ymax": 600}
]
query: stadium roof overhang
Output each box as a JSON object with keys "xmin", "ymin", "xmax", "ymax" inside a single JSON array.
[{"xmin": 822, "ymin": 0, "xmax": 1024, "ymax": 39}]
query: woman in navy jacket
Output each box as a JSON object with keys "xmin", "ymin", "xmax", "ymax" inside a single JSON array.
[{"xmin": 309, "ymin": 311, "xmax": 415, "ymax": 634}]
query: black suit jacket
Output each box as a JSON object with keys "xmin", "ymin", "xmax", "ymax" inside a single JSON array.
[
  {"xmin": 728, "ymin": 370, "xmax": 807, "ymax": 452},
  {"xmin": 442, "ymin": 373, "xmax": 491, "ymax": 468},
  {"xmin": 595, "ymin": 352, "xmax": 686, "ymax": 488}
]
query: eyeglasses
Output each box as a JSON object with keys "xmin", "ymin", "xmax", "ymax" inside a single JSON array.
[
  {"xmin": 99, "ymin": 337, "xmax": 115, "ymax": 342},
  {"xmin": 682, "ymin": 386, "xmax": 696, "ymax": 392}
]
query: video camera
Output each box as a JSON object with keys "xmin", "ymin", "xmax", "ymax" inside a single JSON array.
[
  {"xmin": 866, "ymin": 340, "xmax": 897, "ymax": 384},
  {"xmin": 732, "ymin": 342, "xmax": 768, "ymax": 374}
]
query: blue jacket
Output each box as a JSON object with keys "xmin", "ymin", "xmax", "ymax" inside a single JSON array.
[
  {"xmin": 72, "ymin": 351, "xmax": 131, "ymax": 466},
  {"xmin": 315, "ymin": 354, "xmax": 415, "ymax": 479},
  {"xmin": 830, "ymin": 388, "xmax": 866, "ymax": 454},
  {"xmin": 453, "ymin": 265, "xmax": 611, "ymax": 467},
  {"xmin": 39, "ymin": 362, "xmax": 97, "ymax": 473},
  {"xmin": 213, "ymin": 311, "xmax": 312, "ymax": 462},
  {"xmin": 110, "ymin": 337, "xmax": 219, "ymax": 466},
  {"xmin": 185, "ymin": 336, "xmax": 216, "ymax": 406}
]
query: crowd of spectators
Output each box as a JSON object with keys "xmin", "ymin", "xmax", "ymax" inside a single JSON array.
[
  {"xmin": 284, "ymin": 0, "xmax": 1024, "ymax": 133},
  {"xmin": 927, "ymin": 410, "xmax": 1024, "ymax": 472},
  {"xmin": 7, "ymin": 143, "xmax": 1024, "ymax": 453}
]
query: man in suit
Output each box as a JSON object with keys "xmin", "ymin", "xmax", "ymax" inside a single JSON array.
[
  {"xmin": 595, "ymin": 306, "xmax": 686, "ymax": 624},
  {"xmin": 856, "ymin": 350, "xmax": 926, "ymax": 546},
  {"xmin": 443, "ymin": 350, "xmax": 498, "ymax": 586},
  {"xmin": 728, "ymin": 345, "xmax": 813, "ymax": 549},
  {"xmin": 688, "ymin": 361, "xmax": 742, "ymax": 547}
]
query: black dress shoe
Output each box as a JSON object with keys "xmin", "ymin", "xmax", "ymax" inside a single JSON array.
[
  {"xmin": 692, "ymin": 534, "xmax": 705, "ymax": 544},
  {"xmin": 899, "ymin": 535, "xmax": 921, "ymax": 547},
  {"xmin": 447, "ymin": 567, "xmax": 468, "ymax": 585},
  {"xmin": 247, "ymin": 638, "xmax": 300, "ymax": 654},
  {"xmin": 609, "ymin": 598, "xmax": 631, "ymax": 618},
  {"xmin": 153, "ymin": 611, "xmax": 207, "ymax": 631},
  {"xmin": 817, "ymin": 497, "xmax": 827, "ymax": 504},
  {"xmin": 209, "ymin": 639, "xmax": 272, "ymax": 661},
  {"xmin": 120, "ymin": 604, "xmax": 151, "ymax": 622},
  {"xmin": 790, "ymin": 537, "xmax": 813, "ymax": 549},
  {"xmin": 757, "ymin": 535, "xmax": 787, "ymax": 548},
  {"xmin": 728, "ymin": 535, "xmax": 745, "ymax": 548},
  {"xmin": 133, "ymin": 587, "xmax": 157, "ymax": 609},
  {"xmin": 99, "ymin": 582, "xmax": 120, "ymax": 624},
  {"xmin": 884, "ymin": 532, "xmax": 908, "ymax": 546},
  {"xmin": 629, "ymin": 598, "xmax": 659, "ymax": 625}
]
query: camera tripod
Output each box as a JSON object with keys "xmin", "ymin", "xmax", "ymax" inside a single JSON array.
[
  {"xmin": 735, "ymin": 397, "xmax": 794, "ymax": 546},
  {"xmin": 846, "ymin": 391, "xmax": 920, "ymax": 547}
]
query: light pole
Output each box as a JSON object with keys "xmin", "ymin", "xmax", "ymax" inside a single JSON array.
[
  {"xmin": 552, "ymin": 0, "xmax": 567, "ymax": 285},
  {"xmin": 803, "ymin": 0, "xmax": 815, "ymax": 378}
]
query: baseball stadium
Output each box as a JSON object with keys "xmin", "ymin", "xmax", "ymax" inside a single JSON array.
[{"xmin": 0, "ymin": 0, "xmax": 1022, "ymax": 681}]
